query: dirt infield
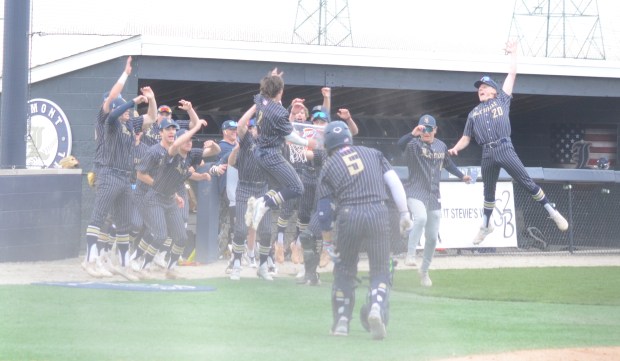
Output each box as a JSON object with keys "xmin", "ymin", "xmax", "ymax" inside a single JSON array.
[
  {"xmin": 0, "ymin": 253, "xmax": 618, "ymax": 285},
  {"xmin": 436, "ymin": 347, "xmax": 620, "ymax": 361}
]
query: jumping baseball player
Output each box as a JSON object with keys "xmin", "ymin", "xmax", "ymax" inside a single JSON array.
[
  {"xmin": 448, "ymin": 41, "xmax": 568, "ymax": 244},
  {"xmin": 398, "ymin": 114, "xmax": 471, "ymax": 286},
  {"xmin": 317, "ymin": 121, "xmax": 412, "ymax": 340},
  {"xmin": 226, "ymin": 105, "xmax": 277, "ymax": 280},
  {"xmin": 245, "ymin": 68, "xmax": 318, "ymax": 232}
]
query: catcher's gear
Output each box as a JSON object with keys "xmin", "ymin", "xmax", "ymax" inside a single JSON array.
[
  {"xmin": 399, "ymin": 211, "xmax": 413, "ymax": 235},
  {"xmin": 87, "ymin": 171, "xmax": 97, "ymax": 188}
]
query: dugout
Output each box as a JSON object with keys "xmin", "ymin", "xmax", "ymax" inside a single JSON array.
[{"xmin": 3, "ymin": 35, "xmax": 620, "ymax": 261}]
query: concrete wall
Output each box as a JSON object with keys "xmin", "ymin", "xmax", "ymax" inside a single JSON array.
[{"xmin": 0, "ymin": 169, "xmax": 81, "ymax": 262}]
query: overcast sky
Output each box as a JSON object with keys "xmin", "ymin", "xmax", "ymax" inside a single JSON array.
[{"xmin": 1, "ymin": 0, "xmax": 620, "ymax": 69}]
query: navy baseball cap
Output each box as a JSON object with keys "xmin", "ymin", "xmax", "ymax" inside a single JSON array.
[
  {"xmin": 418, "ymin": 114, "xmax": 436, "ymax": 127},
  {"xmin": 221, "ymin": 120, "xmax": 238, "ymax": 130},
  {"xmin": 311, "ymin": 105, "xmax": 327, "ymax": 115},
  {"xmin": 159, "ymin": 118, "xmax": 180, "ymax": 131},
  {"xmin": 474, "ymin": 76, "xmax": 499, "ymax": 90}
]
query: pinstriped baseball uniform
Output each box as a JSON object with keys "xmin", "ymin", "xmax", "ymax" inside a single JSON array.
[
  {"xmin": 403, "ymin": 135, "xmax": 464, "ymax": 273},
  {"xmin": 464, "ymin": 89, "xmax": 544, "ymax": 204},
  {"xmin": 317, "ymin": 145, "xmax": 392, "ymax": 323},
  {"xmin": 85, "ymin": 101, "xmax": 144, "ymax": 262},
  {"xmin": 136, "ymin": 143, "xmax": 191, "ymax": 266},
  {"xmin": 254, "ymin": 94, "xmax": 304, "ymax": 205},
  {"xmin": 232, "ymin": 131, "xmax": 271, "ymax": 263}
]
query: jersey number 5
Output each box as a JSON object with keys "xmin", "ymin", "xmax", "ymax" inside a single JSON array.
[{"xmin": 342, "ymin": 152, "xmax": 364, "ymax": 176}]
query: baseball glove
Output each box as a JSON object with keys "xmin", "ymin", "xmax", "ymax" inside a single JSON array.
[
  {"xmin": 87, "ymin": 171, "xmax": 96, "ymax": 188},
  {"xmin": 59, "ymin": 155, "xmax": 79, "ymax": 169}
]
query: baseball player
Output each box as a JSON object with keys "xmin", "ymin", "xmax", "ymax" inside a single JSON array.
[
  {"xmin": 82, "ymin": 56, "xmax": 156, "ymax": 278},
  {"xmin": 134, "ymin": 108, "xmax": 208, "ymax": 279},
  {"xmin": 245, "ymin": 68, "xmax": 318, "ymax": 232},
  {"xmin": 398, "ymin": 114, "xmax": 471, "ymax": 287},
  {"xmin": 227, "ymin": 105, "xmax": 277, "ymax": 280},
  {"xmin": 448, "ymin": 41, "xmax": 568, "ymax": 244},
  {"xmin": 317, "ymin": 121, "xmax": 412, "ymax": 340},
  {"xmin": 297, "ymin": 106, "xmax": 360, "ymax": 285},
  {"xmin": 274, "ymin": 98, "xmax": 310, "ymax": 264}
]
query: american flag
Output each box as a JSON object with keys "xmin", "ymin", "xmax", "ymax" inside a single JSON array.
[{"xmin": 551, "ymin": 123, "xmax": 617, "ymax": 167}]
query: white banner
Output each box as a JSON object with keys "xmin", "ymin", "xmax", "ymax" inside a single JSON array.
[{"xmin": 419, "ymin": 181, "xmax": 518, "ymax": 249}]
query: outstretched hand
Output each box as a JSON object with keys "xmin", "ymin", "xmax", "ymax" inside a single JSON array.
[
  {"xmin": 504, "ymin": 40, "xmax": 518, "ymax": 55},
  {"xmin": 271, "ymin": 67, "xmax": 284, "ymax": 77}
]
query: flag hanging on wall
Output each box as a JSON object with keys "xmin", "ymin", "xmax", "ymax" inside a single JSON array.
[{"xmin": 550, "ymin": 123, "xmax": 617, "ymax": 168}]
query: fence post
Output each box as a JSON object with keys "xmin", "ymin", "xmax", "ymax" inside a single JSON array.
[
  {"xmin": 565, "ymin": 183, "xmax": 575, "ymax": 254},
  {"xmin": 195, "ymin": 163, "xmax": 220, "ymax": 264}
]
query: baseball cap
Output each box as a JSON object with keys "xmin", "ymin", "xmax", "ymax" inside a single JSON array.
[
  {"xmin": 222, "ymin": 120, "xmax": 238, "ymax": 130},
  {"xmin": 311, "ymin": 105, "xmax": 327, "ymax": 115},
  {"xmin": 418, "ymin": 114, "xmax": 437, "ymax": 127},
  {"xmin": 159, "ymin": 118, "xmax": 180, "ymax": 131},
  {"xmin": 474, "ymin": 76, "xmax": 499, "ymax": 90},
  {"xmin": 311, "ymin": 111, "xmax": 329, "ymax": 123},
  {"xmin": 158, "ymin": 105, "xmax": 172, "ymax": 114}
]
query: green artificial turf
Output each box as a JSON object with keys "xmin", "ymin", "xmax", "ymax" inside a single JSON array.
[{"xmin": 0, "ymin": 266, "xmax": 618, "ymax": 361}]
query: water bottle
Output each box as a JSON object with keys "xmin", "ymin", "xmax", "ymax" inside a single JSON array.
[{"xmin": 470, "ymin": 168, "xmax": 478, "ymax": 184}]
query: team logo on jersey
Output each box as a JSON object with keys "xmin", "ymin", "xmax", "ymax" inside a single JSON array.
[{"xmin": 26, "ymin": 98, "xmax": 72, "ymax": 169}]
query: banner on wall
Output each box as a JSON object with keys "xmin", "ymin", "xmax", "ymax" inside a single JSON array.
[
  {"xmin": 26, "ymin": 98, "xmax": 72, "ymax": 169},
  {"xmin": 419, "ymin": 181, "xmax": 518, "ymax": 249}
]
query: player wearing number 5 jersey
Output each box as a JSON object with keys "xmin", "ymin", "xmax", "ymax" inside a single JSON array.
[
  {"xmin": 317, "ymin": 121, "xmax": 412, "ymax": 340},
  {"xmin": 448, "ymin": 41, "xmax": 568, "ymax": 244}
]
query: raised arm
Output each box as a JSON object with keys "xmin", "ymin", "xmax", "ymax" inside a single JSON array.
[
  {"xmin": 202, "ymin": 139, "xmax": 221, "ymax": 158},
  {"xmin": 169, "ymin": 118, "xmax": 207, "ymax": 157},
  {"xmin": 237, "ymin": 104, "xmax": 257, "ymax": 139},
  {"xmin": 321, "ymin": 87, "xmax": 331, "ymax": 116},
  {"xmin": 103, "ymin": 56, "xmax": 132, "ymax": 114},
  {"xmin": 502, "ymin": 40, "xmax": 518, "ymax": 96},
  {"xmin": 228, "ymin": 143, "xmax": 241, "ymax": 167},
  {"xmin": 178, "ymin": 99, "xmax": 200, "ymax": 129},
  {"xmin": 140, "ymin": 86, "xmax": 157, "ymax": 129},
  {"xmin": 336, "ymin": 108, "xmax": 359, "ymax": 136}
]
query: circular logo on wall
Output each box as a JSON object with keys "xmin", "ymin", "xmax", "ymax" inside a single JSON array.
[{"xmin": 26, "ymin": 98, "xmax": 72, "ymax": 168}]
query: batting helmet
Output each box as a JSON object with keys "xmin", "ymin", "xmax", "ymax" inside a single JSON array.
[{"xmin": 323, "ymin": 120, "xmax": 352, "ymax": 152}]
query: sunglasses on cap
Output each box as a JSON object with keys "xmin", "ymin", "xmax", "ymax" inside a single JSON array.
[
  {"xmin": 422, "ymin": 125, "xmax": 435, "ymax": 133},
  {"xmin": 312, "ymin": 111, "xmax": 328, "ymax": 120},
  {"xmin": 158, "ymin": 106, "xmax": 172, "ymax": 113}
]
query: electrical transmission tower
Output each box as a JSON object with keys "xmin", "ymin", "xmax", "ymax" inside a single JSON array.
[
  {"xmin": 508, "ymin": 0, "xmax": 605, "ymax": 59},
  {"xmin": 292, "ymin": 0, "xmax": 353, "ymax": 46}
]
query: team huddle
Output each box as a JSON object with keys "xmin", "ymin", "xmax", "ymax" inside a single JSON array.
[{"xmin": 81, "ymin": 41, "xmax": 569, "ymax": 341}]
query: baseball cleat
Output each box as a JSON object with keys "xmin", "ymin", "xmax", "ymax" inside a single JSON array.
[
  {"xmin": 257, "ymin": 263, "xmax": 274, "ymax": 281},
  {"xmin": 81, "ymin": 260, "xmax": 102, "ymax": 278},
  {"xmin": 230, "ymin": 260, "xmax": 241, "ymax": 281},
  {"xmin": 473, "ymin": 224, "xmax": 495, "ymax": 245},
  {"xmin": 368, "ymin": 303, "xmax": 387, "ymax": 340},
  {"xmin": 550, "ymin": 210, "xmax": 568, "ymax": 231},
  {"xmin": 404, "ymin": 254, "xmax": 417, "ymax": 267},
  {"xmin": 419, "ymin": 271, "xmax": 432, "ymax": 287},
  {"xmin": 331, "ymin": 316, "xmax": 349, "ymax": 336}
]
